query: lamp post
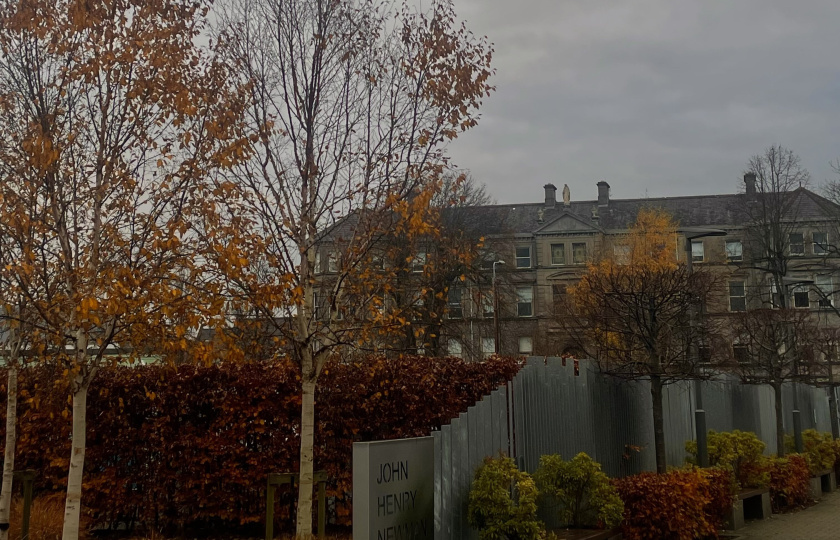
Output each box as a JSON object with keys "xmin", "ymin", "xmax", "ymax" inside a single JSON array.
[
  {"xmin": 493, "ymin": 260, "xmax": 505, "ymax": 354},
  {"xmin": 781, "ymin": 276, "xmax": 815, "ymax": 454},
  {"xmin": 680, "ymin": 227, "xmax": 726, "ymax": 468}
]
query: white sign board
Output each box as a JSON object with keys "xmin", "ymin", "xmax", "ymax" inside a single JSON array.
[{"xmin": 353, "ymin": 436, "xmax": 434, "ymax": 540}]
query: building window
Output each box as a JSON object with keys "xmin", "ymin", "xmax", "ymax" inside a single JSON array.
[
  {"xmin": 371, "ymin": 253, "xmax": 385, "ymax": 270},
  {"xmin": 733, "ymin": 342, "xmax": 749, "ymax": 364},
  {"xmin": 572, "ymin": 242, "xmax": 587, "ymax": 264},
  {"xmin": 447, "ymin": 339, "xmax": 462, "ymax": 358},
  {"xmin": 725, "ymin": 240, "xmax": 743, "ymax": 262},
  {"xmin": 789, "ymin": 233, "xmax": 804, "ymax": 256},
  {"xmin": 816, "ymin": 275, "xmax": 833, "ymax": 307},
  {"xmin": 447, "ymin": 287, "xmax": 463, "ymax": 319},
  {"xmin": 552, "ymin": 283, "xmax": 567, "ymax": 313},
  {"xmin": 411, "ymin": 252, "xmax": 427, "ymax": 272},
  {"xmin": 550, "ymin": 244, "xmax": 566, "ymax": 265},
  {"xmin": 519, "ymin": 337, "xmax": 533, "ymax": 355},
  {"xmin": 515, "ymin": 246, "xmax": 531, "ymax": 268},
  {"xmin": 614, "ymin": 245, "xmax": 631, "ymax": 265},
  {"xmin": 408, "ymin": 290, "xmax": 423, "ymax": 321},
  {"xmin": 516, "ymin": 286, "xmax": 533, "ymax": 317},
  {"xmin": 792, "ymin": 285, "xmax": 809, "ymax": 308},
  {"xmin": 691, "ymin": 240, "xmax": 704, "ymax": 262},
  {"xmin": 481, "ymin": 294, "xmax": 494, "ymax": 318},
  {"xmin": 729, "ymin": 281, "xmax": 746, "ymax": 312},
  {"xmin": 313, "ymin": 291, "xmax": 329, "ymax": 320},
  {"xmin": 481, "ymin": 337, "xmax": 495, "ymax": 358},
  {"xmin": 327, "ymin": 251, "xmax": 340, "ymax": 273},
  {"xmin": 314, "ymin": 251, "xmax": 322, "ymax": 274},
  {"xmin": 814, "ymin": 232, "xmax": 828, "ymax": 255}
]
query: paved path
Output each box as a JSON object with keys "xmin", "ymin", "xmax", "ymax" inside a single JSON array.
[{"xmin": 734, "ymin": 491, "xmax": 840, "ymax": 539}]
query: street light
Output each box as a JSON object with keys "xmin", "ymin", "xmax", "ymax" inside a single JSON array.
[
  {"xmin": 781, "ymin": 277, "xmax": 815, "ymax": 453},
  {"xmin": 679, "ymin": 227, "xmax": 726, "ymax": 468},
  {"xmin": 493, "ymin": 260, "xmax": 505, "ymax": 354}
]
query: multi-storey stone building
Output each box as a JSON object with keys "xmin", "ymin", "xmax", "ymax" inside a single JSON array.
[
  {"xmin": 435, "ymin": 176, "xmax": 840, "ymax": 360},
  {"xmin": 314, "ymin": 175, "xmax": 840, "ymax": 361}
]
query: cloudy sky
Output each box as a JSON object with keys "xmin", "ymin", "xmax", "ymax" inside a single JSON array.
[{"xmin": 445, "ymin": 1, "xmax": 840, "ymax": 205}]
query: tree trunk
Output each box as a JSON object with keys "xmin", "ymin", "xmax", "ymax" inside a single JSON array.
[
  {"xmin": 829, "ymin": 386, "xmax": 839, "ymax": 441},
  {"xmin": 650, "ymin": 374, "xmax": 667, "ymax": 473},
  {"xmin": 773, "ymin": 381, "xmax": 785, "ymax": 457},
  {"xmin": 0, "ymin": 367, "xmax": 17, "ymax": 539},
  {"xmin": 62, "ymin": 379, "xmax": 89, "ymax": 540},
  {"xmin": 296, "ymin": 378, "xmax": 317, "ymax": 538}
]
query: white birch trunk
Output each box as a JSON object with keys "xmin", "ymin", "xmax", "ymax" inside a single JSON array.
[
  {"xmin": 61, "ymin": 379, "xmax": 89, "ymax": 540},
  {"xmin": 295, "ymin": 378, "xmax": 317, "ymax": 538},
  {"xmin": 0, "ymin": 366, "xmax": 17, "ymax": 539}
]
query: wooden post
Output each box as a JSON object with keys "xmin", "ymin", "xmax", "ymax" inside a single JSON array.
[
  {"xmin": 266, "ymin": 471, "xmax": 328, "ymax": 539},
  {"xmin": 9, "ymin": 470, "xmax": 36, "ymax": 540},
  {"xmin": 317, "ymin": 479, "xmax": 326, "ymax": 538},
  {"xmin": 21, "ymin": 471, "xmax": 33, "ymax": 540},
  {"xmin": 265, "ymin": 477, "xmax": 275, "ymax": 540}
]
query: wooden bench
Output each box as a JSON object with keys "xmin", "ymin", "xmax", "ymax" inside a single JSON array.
[
  {"xmin": 725, "ymin": 488, "xmax": 771, "ymax": 530},
  {"xmin": 810, "ymin": 469, "xmax": 836, "ymax": 500}
]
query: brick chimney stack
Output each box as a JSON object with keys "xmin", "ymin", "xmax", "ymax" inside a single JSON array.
[
  {"xmin": 597, "ymin": 181, "xmax": 610, "ymax": 207},
  {"xmin": 744, "ymin": 172, "xmax": 757, "ymax": 198},
  {"xmin": 544, "ymin": 183, "xmax": 557, "ymax": 208}
]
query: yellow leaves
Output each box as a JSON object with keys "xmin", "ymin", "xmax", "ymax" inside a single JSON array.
[
  {"xmin": 81, "ymin": 297, "xmax": 99, "ymax": 311},
  {"xmin": 612, "ymin": 207, "xmax": 679, "ymax": 270}
]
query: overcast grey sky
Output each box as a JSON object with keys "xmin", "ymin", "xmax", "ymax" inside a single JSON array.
[{"xmin": 445, "ymin": 1, "xmax": 840, "ymax": 204}]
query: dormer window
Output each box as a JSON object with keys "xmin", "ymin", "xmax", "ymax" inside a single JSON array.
[
  {"xmin": 725, "ymin": 240, "xmax": 742, "ymax": 262},
  {"xmin": 691, "ymin": 240, "xmax": 704, "ymax": 262}
]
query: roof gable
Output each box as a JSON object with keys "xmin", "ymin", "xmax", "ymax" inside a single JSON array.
[{"xmin": 535, "ymin": 210, "xmax": 600, "ymax": 234}]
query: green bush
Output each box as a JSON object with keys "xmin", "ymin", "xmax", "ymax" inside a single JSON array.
[
  {"xmin": 468, "ymin": 456, "xmax": 543, "ymax": 540},
  {"xmin": 533, "ymin": 453, "xmax": 623, "ymax": 529},
  {"xmin": 785, "ymin": 429, "xmax": 838, "ymax": 475},
  {"xmin": 686, "ymin": 429, "xmax": 768, "ymax": 488}
]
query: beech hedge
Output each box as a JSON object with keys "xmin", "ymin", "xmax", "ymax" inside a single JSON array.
[{"xmin": 0, "ymin": 355, "xmax": 521, "ymax": 530}]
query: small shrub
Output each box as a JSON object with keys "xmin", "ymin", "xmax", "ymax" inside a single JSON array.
[
  {"xmin": 613, "ymin": 469, "xmax": 717, "ymax": 540},
  {"xmin": 785, "ymin": 429, "xmax": 837, "ymax": 475},
  {"xmin": 468, "ymin": 456, "xmax": 543, "ymax": 540},
  {"xmin": 698, "ymin": 467, "xmax": 737, "ymax": 532},
  {"xmin": 765, "ymin": 454, "xmax": 811, "ymax": 512},
  {"xmin": 533, "ymin": 452, "xmax": 623, "ymax": 529},
  {"xmin": 686, "ymin": 429, "xmax": 768, "ymax": 489},
  {"xmin": 9, "ymin": 493, "xmax": 87, "ymax": 540}
]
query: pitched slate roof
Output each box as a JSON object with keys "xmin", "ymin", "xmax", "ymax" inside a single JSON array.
[
  {"xmin": 461, "ymin": 187, "xmax": 840, "ymax": 235},
  {"xmin": 319, "ymin": 186, "xmax": 840, "ymax": 240}
]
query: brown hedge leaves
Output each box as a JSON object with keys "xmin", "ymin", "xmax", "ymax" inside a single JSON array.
[{"xmin": 0, "ymin": 355, "xmax": 520, "ymax": 530}]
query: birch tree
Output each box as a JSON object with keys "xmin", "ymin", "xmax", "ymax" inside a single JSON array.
[
  {"xmin": 0, "ymin": 0, "xmax": 248, "ymax": 537},
  {"xmin": 212, "ymin": 0, "xmax": 493, "ymax": 534},
  {"xmin": 0, "ymin": 301, "xmax": 31, "ymax": 540},
  {"xmin": 0, "ymin": 170, "xmax": 37, "ymax": 539}
]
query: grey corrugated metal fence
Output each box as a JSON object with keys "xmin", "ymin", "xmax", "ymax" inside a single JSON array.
[{"xmin": 432, "ymin": 357, "xmax": 837, "ymax": 540}]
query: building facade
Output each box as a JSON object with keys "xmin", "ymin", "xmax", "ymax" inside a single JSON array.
[
  {"xmin": 314, "ymin": 175, "xmax": 840, "ymax": 362},
  {"xmin": 438, "ymin": 176, "xmax": 840, "ymax": 360}
]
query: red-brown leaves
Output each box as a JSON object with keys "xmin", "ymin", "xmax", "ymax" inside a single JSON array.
[
  {"xmin": 0, "ymin": 355, "xmax": 520, "ymax": 529},
  {"xmin": 614, "ymin": 468, "xmax": 734, "ymax": 540}
]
